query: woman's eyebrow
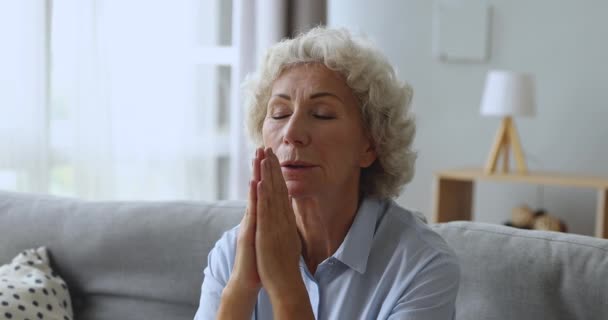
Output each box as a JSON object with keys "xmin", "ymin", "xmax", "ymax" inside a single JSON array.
[
  {"xmin": 271, "ymin": 92, "xmax": 344, "ymax": 103},
  {"xmin": 310, "ymin": 92, "xmax": 344, "ymax": 103},
  {"xmin": 272, "ymin": 93, "xmax": 291, "ymax": 100}
]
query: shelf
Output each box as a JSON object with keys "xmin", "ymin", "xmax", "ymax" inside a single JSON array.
[
  {"xmin": 436, "ymin": 168, "xmax": 608, "ymax": 189},
  {"xmin": 433, "ymin": 168, "xmax": 608, "ymax": 239}
]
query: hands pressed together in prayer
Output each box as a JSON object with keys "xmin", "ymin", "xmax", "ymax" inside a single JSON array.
[{"xmin": 218, "ymin": 147, "xmax": 314, "ymax": 320}]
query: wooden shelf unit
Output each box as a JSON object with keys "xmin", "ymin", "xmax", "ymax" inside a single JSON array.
[{"xmin": 433, "ymin": 168, "xmax": 608, "ymax": 238}]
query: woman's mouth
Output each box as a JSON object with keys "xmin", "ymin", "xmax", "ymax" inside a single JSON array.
[
  {"xmin": 280, "ymin": 161, "xmax": 318, "ymax": 176},
  {"xmin": 280, "ymin": 160, "xmax": 317, "ymax": 168}
]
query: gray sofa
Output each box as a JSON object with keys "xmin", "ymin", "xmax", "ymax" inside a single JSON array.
[{"xmin": 1, "ymin": 190, "xmax": 607, "ymax": 319}]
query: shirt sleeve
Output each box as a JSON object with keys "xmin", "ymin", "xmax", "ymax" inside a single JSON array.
[
  {"xmin": 193, "ymin": 227, "xmax": 238, "ymax": 320},
  {"xmin": 387, "ymin": 252, "xmax": 460, "ymax": 320}
]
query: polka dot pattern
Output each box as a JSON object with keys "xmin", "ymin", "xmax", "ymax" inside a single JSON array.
[{"xmin": 0, "ymin": 248, "xmax": 73, "ymax": 320}]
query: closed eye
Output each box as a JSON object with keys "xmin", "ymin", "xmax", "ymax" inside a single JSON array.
[
  {"xmin": 269, "ymin": 113, "xmax": 335, "ymax": 120},
  {"xmin": 314, "ymin": 114, "xmax": 335, "ymax": 120},
  {"xmin": 271, "ymin": 114, "xmax": 291, "ymax": 120}
]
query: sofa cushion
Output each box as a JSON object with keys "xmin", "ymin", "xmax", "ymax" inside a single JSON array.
[
  {"xmin": 0, "ymin": 247, "xmax": 74, "ymax": 320},
  {"xmin": 432, "ymin": 221, "xmax": 608, "ymax": 320},
  {"xmin": 0, "ymin": 190, "xmax": 244, "ymax": 320}
]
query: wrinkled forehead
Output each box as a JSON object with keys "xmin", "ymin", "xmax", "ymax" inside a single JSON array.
[{"xmin": 271, "ymin": 62, "xmax": 351, "ymax": 98}]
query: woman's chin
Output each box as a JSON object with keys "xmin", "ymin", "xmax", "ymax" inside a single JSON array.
[{"xmin": 285, "ymin": 181, "xmax": 318, "ymax": 198}]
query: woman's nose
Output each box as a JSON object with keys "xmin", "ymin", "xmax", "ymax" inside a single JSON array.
[{"xmin": 282, "ymin": 113, "xmax": 311, "ymax": 147}]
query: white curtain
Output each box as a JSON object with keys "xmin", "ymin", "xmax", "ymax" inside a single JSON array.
[
  {"xmin": 0, "ymin": 1, "xmax": 49, "ymax": 193},
  {"xmin": 1, "ymin": 0, "xmax": 228, "ymax": 201},
  {"xmin": 49, "ymin": 0, "xmax": 223, "ymax": 201},
  {"xmin": 0, "ymin": 0, "xmax": 317, "ymax": 202}
]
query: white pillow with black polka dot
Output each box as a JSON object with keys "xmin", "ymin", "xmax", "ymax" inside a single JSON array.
[{"xmin": 0, "ymin": 247, "xmax": 73, "ymax": 320}]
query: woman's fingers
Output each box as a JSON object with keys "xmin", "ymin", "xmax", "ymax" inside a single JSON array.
[
  {"xmin": 256, "ymin": 147, "xmax": 297, "ymax": 225},
  {"xmin": 260, "ymin": 148, "xmax": 282, "ymax": 222},
  {"xmin": 264, "ymin": 148, "xmax": 281, "ymax": 195},
  {"xmin": 254, "ymin": 149, "xmax": 302, "ymax": 297},
  {"xmin": 264, "ymin": 148, "xmax": 277, "ymax": 190},
  {"xmin": 238, "ymin": 180, "xmax": 257, "ymax": 248},
  {"xmin": 225, "ymin": 147, "xmax": 270, "ymax": 294},
  {"xmin": 272, "ymin": 149, "xmax": 288, "ymax": 194},
  {"xmin": 245, "ymin": 149, "xmax": 262, "ymax": 250},
  {"xmin": 229, "ymin": 179, "xmax": 261, "ymax": 292},
  {"xmin": 250, "ymin": 146, "xmax": 264, "ymax": 232},
  {"xmin": 253, "ymin": 147, "xmax": 264, "ymax": 182},
  {"xmin": 256, "ymin": 179, "xmax": 269, "ymax": 234},
  {"xmin": 256, "ymin": 148, "xmax": 272, "ymax": 234},
  {"xmin": 265, "ymin": 148, "xmax": 295, "ymax": 223},
  {"xmin": 246, "ymin": 179, "xmax": 256, "ymax": 233}
]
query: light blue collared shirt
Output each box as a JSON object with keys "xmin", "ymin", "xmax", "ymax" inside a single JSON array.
[{"xmin": 194, "ymin": 197, "xmax": 460, "ymax": 319}]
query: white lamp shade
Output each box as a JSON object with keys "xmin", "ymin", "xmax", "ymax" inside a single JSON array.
[{"xmin": 480, "ymin": 70, "xmax": 536, "ymax": 117}]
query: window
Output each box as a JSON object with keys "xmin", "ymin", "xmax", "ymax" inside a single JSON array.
[{"xmin": 1, "ymin": 0, "xmax": 249, "ymax": 201}]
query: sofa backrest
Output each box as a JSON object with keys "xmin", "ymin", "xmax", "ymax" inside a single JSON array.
[
  {"xmin": 432, "ymin": 221, "xmax": 608, "ymax": 320},
  {"xmin": 3, "ymin": 190, "xmax": 608, "ymax": 320},
  {"xmin": 0, "ymin": 190, "xmax": 243, "ymax": 320}
]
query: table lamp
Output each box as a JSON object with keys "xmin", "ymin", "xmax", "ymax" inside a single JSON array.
[{"xmin": 480, "ymin": 70, "xmax": 536, "ymax": 174}]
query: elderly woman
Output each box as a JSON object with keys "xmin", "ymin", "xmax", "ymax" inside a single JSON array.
[{"xmin": 194, "ymin": 27, "xmax": 459, "ymax": 320}]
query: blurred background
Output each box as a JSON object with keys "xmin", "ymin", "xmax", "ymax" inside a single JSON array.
[{"xmin": 1, "ymin": 0, "xmax": 607, "ymax": 236}]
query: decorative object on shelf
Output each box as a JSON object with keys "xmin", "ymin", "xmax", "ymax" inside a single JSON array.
[
  {"xmin": 480, "ymin": 70, "xmax": 536, "ymax": 175},
  {"xmin": 505, "ymin": 205, "xmax": 568, "ymax": 233},
  {"xmin": 509, "ymin": 204, "xmax": 535, "ymax": 228},
  {"xmin": 533, "ymin": 212, "xmax": 567, "ymax": 232}
]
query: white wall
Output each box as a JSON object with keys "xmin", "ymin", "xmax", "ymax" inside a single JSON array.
[{"xmin": 328, "ymin": 0, "xmax": 608, "ymax": 236}]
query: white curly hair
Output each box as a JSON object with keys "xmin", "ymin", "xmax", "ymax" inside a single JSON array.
[{"xmin": 244, "ymin": 26, "xmax": 416, "ymax": 199}]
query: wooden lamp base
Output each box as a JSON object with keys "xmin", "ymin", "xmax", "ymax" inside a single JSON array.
[{"xmin": 485, "ymin": 116, "xmax": 528, "ymax": 174}]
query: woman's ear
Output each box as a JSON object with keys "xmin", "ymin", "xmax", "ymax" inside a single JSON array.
[{"xmin": 359, "ymin": 143, "xmax": 377, "ymax": 168}]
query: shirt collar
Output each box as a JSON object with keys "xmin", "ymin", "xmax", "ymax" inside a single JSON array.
[{"xmin": 332, "ymin": 197, "xmax": 385, "ymax": 274}]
